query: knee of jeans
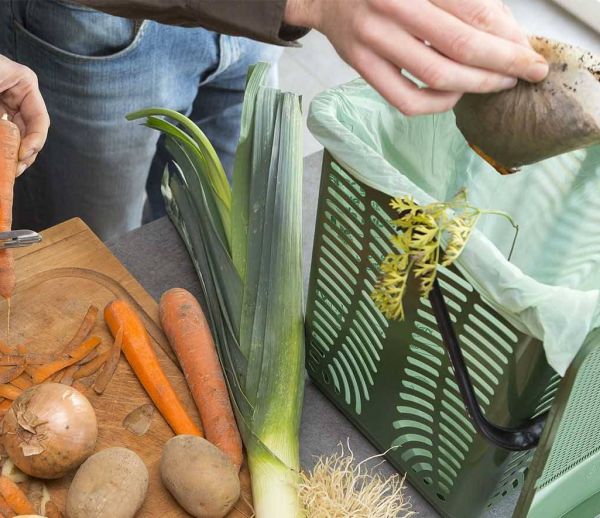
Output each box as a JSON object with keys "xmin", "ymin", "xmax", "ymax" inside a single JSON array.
[{"xmin": 237, "ymin": 39, "xmax": 284, "ymax": 69}]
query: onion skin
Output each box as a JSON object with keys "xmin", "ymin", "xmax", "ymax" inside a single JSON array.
[{"xmin": 2, "ymin": 383, "xmax": 98, "ymax": 479}]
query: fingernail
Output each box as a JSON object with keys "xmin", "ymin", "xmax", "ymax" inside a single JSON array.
[
  {"xmin": 17, "ymin": 162, "xmax": 27, "ymax": 176},
  {"xmin": 498, "ymin": 77, "xmax": 518, "ymax": 90},
  {"xmin": 526, "ymin": 60, "xmax": 549, "ymax": 82}
]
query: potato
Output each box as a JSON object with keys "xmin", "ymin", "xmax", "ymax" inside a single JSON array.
[
  {"xmin": 160, "ymin": 435, "xmax": 240, "ymax": 518},
  {"xmin": 66, "ymin": 447, "xmax": 148, "ymax": 518}
]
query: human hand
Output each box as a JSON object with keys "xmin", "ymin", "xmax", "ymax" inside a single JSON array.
[
  {"xmin": 0, "ymin": 55, "xmax": 49, "ymax": 175},
  {"xmin": 284, "ymin": 0, "xmax": 549, "ymax": 115}
]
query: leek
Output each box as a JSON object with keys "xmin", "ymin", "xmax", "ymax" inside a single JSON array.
[{"xmin": 127, "ymin": 63, "xmax": 305, "ymax": 517}]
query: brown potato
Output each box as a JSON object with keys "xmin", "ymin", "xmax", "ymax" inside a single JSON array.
[
  {"xmin": 454, "ymin": 36, "xmax": 600, "ymax": 170},
  {"xmin": 66, "ymin": 447, "xmax": 148, "ymax": 518},
  {"xmin": 160, "ymin": 435, "xmax": 240, "ymax": 518}
]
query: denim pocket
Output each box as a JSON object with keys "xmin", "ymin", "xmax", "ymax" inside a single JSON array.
[{"xmin": 16, "ymin": 0, "xmax": 147, "ymax": 62}]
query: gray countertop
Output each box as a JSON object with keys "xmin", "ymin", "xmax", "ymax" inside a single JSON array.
[{"xmin": 107, "ymin": 152, "xmax": 516, "ymax": 517}]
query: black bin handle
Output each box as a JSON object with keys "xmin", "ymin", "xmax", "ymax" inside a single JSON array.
[{"xmin": 429, "ymin": 280, "xmax": 548, "ymax": 451}]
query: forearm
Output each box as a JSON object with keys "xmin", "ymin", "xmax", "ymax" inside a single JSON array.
[{"xmin": 76, "ymin": 0, "xmax": 309, "ymax": 45}]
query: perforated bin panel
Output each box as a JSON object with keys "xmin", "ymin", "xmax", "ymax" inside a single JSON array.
[
  {"xmin": 538, "ymin": 346, "xmax": 600, "ymax": 488},
  {"xmin": 305, "ymin": 152, "xmax": 558, "ymax": 518}
]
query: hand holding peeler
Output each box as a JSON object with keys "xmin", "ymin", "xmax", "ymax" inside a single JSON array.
[{"xmin": 0, "ymin": 230, "xmax": 42, "ymax": 249}]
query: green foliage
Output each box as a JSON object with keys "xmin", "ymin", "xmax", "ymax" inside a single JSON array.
[{"xmin": 372, "ymin": 190, "xmax": 517, "ymax": 321}]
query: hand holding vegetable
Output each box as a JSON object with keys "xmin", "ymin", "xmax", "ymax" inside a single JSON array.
[
  {"xmin": 285, "ymin": 0, "xmax": 549, "ymax": 115},
  {"xmin": 0, "ymin": 55, "xmax": 49, "ymax": 176}
]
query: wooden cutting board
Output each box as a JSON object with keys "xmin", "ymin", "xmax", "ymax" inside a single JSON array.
[{"xmin": 2, "ymin": 218, "xmax": 252, "ymax": 517}]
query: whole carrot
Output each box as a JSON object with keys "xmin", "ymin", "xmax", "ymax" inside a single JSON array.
[
  {"xmin": 160, "ymin": 288, "xmax": 243, "ymax": 471},
  {"xmin": 0, "ymin": 115, "xmax": 19, "ymax": 300},
  {"xmin": 104, "ymin": 299, "xmax": 201, "ymax": 436}
]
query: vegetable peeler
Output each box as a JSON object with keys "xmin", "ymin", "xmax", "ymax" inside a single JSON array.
[{"xmin": 0, "ymin": 230, "xmax": 42, "ymax": 249}]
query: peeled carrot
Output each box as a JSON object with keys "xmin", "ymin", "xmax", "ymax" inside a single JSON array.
[
  {"xmin": 0, "ymin": 476, "xmax": 35, "ymax": 515},
  {"xmin": 0, "ymin": 115, "xmax": 19, "ymax": 300},
  {"xmin": 104, "ymin": 299, "xmax": 201, "ymax": 436},
  {"xmin": 28, "ymin": 336, "xmax": 101, "ymax": 384},
  {"xmin": 160, "ymin": 288, "xmax": 242, "ymax": 471}
]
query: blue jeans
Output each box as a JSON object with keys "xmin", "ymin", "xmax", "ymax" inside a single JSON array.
[{"xmin": 0, "ymin": 0, "xmax": 281, "ymax": 240}]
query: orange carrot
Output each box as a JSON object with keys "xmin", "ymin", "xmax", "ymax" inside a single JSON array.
[
  {"xmin": 28, "ymin": 336, "xmax": 101, "ymax": 384},
  {"xmin": 104, "ymin": 300, "xmax": 201, "ymax": 436},
  {"xmin": 73, "ymin": 349, "xmax": 110, "ymax": 381},
  {"xmin": 61, "ymin": 305, "xmax": 99, "ymax": 355},
  {"xmin": 0, "ymin": 115, "xmax": 19, "ymax": 300},
  {"xmin": 93, "ymin": 328, "xmax": 123, "ymax": 394},
  {"xmin": 0, "ymin": 476, "xmax": 35, "ymax": 515},
  {"xmin": 0, "ymin": 384, "xmax": 20, "ymax": 400},
  {"xmin": 160, "ymin": 288, "xmax": 242, "ymax": 471}
]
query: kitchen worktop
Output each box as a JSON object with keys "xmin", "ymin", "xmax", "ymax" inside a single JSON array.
[{"xmin": 107, "ymin": 152, "xmax": 522, "ymax": 518}]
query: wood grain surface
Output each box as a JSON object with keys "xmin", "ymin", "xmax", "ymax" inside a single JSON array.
[{"xmin": 2, "ymin": 218, "xmax": 252, "ymax": 517}]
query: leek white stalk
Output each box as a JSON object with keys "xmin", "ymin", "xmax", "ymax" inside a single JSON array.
[{"xmin": 127, "ymin": 62, "xmax": 305, "ymax": 517}]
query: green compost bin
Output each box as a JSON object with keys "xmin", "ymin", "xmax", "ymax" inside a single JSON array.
[
  {"xmin": 304, "ymin": 79, "xmax": 600, "ymax": 518},
  {"xmin": 304, "ymin": 152, "xmax": 560, "ymax": 518}
]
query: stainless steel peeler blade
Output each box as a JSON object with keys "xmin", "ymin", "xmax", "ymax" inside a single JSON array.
[{"xmin": 0, "ymin": 230, "xmax": 42, "ymax": 249}]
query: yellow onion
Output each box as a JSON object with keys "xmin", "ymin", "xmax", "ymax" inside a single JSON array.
[{"xmin": 2, "ymin": 383, "xmax": 98, "ymax": 479}]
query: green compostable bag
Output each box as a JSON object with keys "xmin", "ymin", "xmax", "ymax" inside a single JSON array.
[{"xmin": 308, "ymin": 79, "xmax": 600, "ymax": 376}]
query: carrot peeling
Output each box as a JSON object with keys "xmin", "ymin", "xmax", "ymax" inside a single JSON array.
[
  {"xmin": 61, "ymin": 305, "xmax": 99, "ymax": 356},
  {"xmin": 0, "ymin": 399, "xmax": 12, "ymax": 416},
  {"xmin": 0, "ymin": 356, "xmax": 23, "ymax": 366},
  {"xmin": 28, "ymin": 336, "xmax": 101, "ymax": 384},
  {"xmin": 93, "ymin": 327, "xmax": 123, "ymax": 395},
  {"xmin": 0, "ymin": 361, "xmax": 25, "ymax": 384},
  {"xmin": 10, "ymin": 373, "xmax": 32, "ymax": 390},
  {"xmin": 59, "ymin": 364, "xmax": 78, "ymax": 386},
  {"xmin": 104, "ymin": 300, "xmax": 201, "ymax": 436},
  {"xmin": 0, "ymin": 341, "xmax": 12, "ymax": 355},
  {"xmin": 0, "ymin": 494, "xmax": 13, "ymax": 518},
  {"xmin": 73, "ymin": 349, "xmax": 110, "ymax": 381},
  {"xmin": 0, "ymin": 476, "xmax": 35, "ymax": 515},
  {"xmin": 160, "ymin": 288, "xmax": 243, "ymax": 470},
  {"xmin": 0, "ymin": 384, "xmax": 20, "ymax": 400}
]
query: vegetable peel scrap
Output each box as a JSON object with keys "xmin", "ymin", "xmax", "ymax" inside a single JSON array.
[
  {"xmin": 372, "ymin": 190, "xmax": 518, "ymax": 321},
  {"xmin": 122, "ymin": 404, "xmax": 155, "ymax": 437}
]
